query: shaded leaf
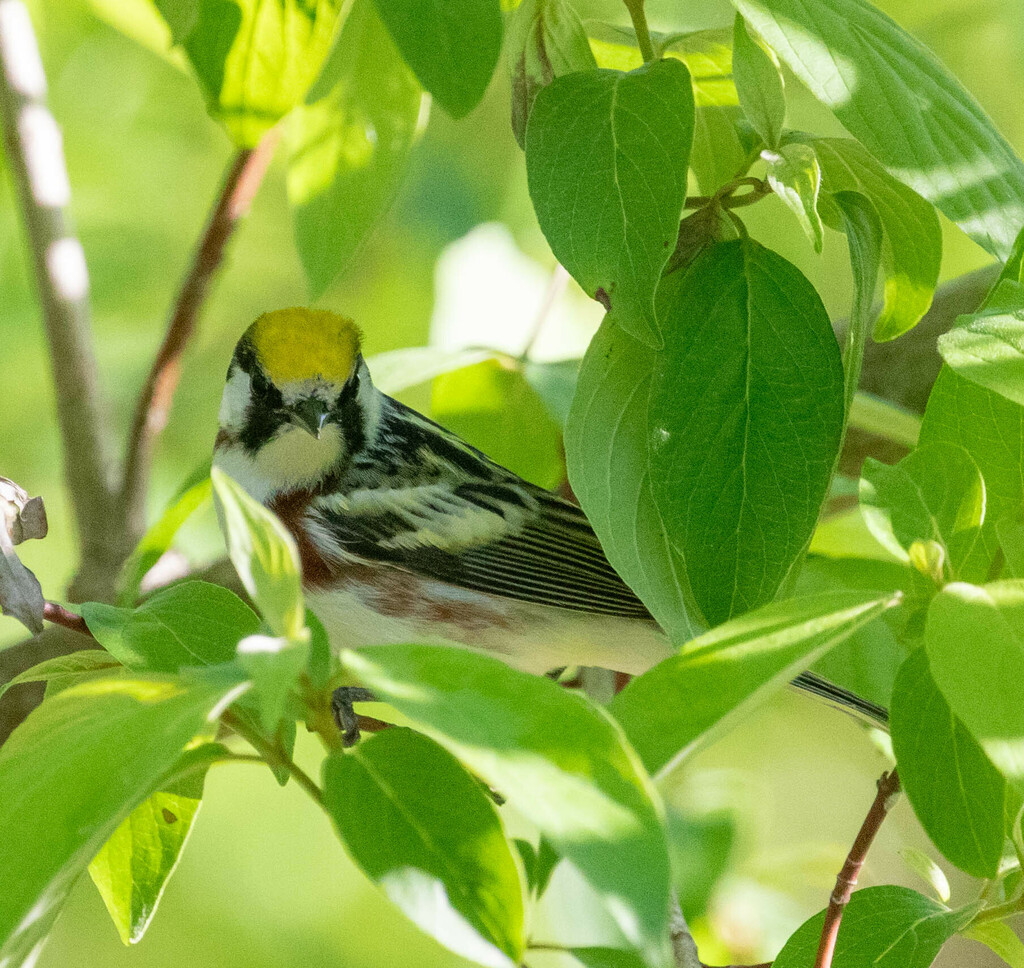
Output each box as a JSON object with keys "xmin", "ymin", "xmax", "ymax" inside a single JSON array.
[
  {"xmin": 0, "ymin": 651, "xmax": 122, "ymax": 704},
  {"xmin": 366, "ymin": 346, "xmax": 496, "ymax": 396},
  {"xmin": 763, "ymin": 143, "xmax": 823, "ymax": 253},
  {"xmin": 372, "ymin": 0, "xmax": 501, "ymax": 118},
  {"xmin": 323, "ymin": 728, "xmax": 524, "ymax": 965},
  {"xmin": 732, "ymin": 14, "xmax": 784, "ymax": 149},
  {"xmin": 236, "ymin": 633, "xmax": 309, "ymax": 732},
  {"xmin": 526, "ymin": 60, "xmax": 694, "ymax": 346}
]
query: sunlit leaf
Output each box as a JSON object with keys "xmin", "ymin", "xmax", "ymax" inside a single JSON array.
[
  {"xmin": 733, "ymin": 0, "xmax": 1024, "ymax": 258},
  {"xmin": 0, "ymin": 651, "xmax": 123, "ymax": 704},
  {"xmin": 342, "ymin": 643, "xmax": 672, "ymax": 965},
  {"xmin": 526, "ymin": 60, "xmax": 694, "ymax": 346},
  {"xmin": 890, "ymin": 648, "xmax": 1005, "ymax": 878},
  {"xmin": 732, "ymin": 14, "xmax": 784, "ymax": 149},
  {"xmin": 323, "ymin": 728, "xmax": 524, "ymax": 966},
  {"xmin": 289, "ymin": 0, "xmax": 423, "ymax": 297},
  {"xmin": 964, "ymin": 921, "xmax": 1024, "ymax": 968},
  {"xmin": 763, "ymin": 143, "xmax": 823, "ymax": 253}
]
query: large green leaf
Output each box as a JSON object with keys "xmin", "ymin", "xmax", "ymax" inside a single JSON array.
[
  {"xmin": 859, "ymin": 443, "xmax": 986, "ymax": 581},
  {"xmin": 526, "ymin": 60, "xmax": 694, "ymax": 346},
  {"xmin": 341, "ymin": 643, "xmax": 671, "ymax": 965},
  {"xmin": 288, "ymin": 0, "xmax": 423, "ymax": 298},
  {"xmin": 506, "ymin": 0, "xmax": 595, "ymax": 148},
  {"xmin": 732, "ymin": 0, "xmax": 1024, "ymax": 258},
  {"xmin": 371, "ymin": 0, "xmax": 501, "ymax": 118},
  {"xmin": 919, "ymin": 366, "xmax": 1024, "ymax": 576},
  {"xmin": 0, "ymin": 651, "xmax": 122, "ymax": 704},
  {"xmin": 0, "ymin": 674, "xmax": 243, "ymax": 963},
  {"xmin": 890, "ymin": 648, "xmax": 1005, "ymax": 878},
  {"xmin": 323, "ymin": 728, "xmax": 524, "ymax": 966},
  {"xmin": 731, "ymin": 14, "xmax": 784, "ymax": 149},
  {"xmin": 87, "ymin": 750, "xmax": 215, "ymax": 945},
  {"xmin": 211, "ymin": 467, "xmax": 305, "ymax": 640},
  {"xmin": 771, "ymin": 886, "xmax": 977, "ymax": 968},
  {"xmin": 938, "ymin": 282, "xmax": 1024, "ymax": 409},
  {"xmin": 609, "ymin": 590, "xmax": 900, "ymax": 776},
  {"xmin": 808, "ymin": 137, "xmax": 942, "ymax": 341},
  {"xmin": 83, "ymin": 581, "xmax": 260, "ymax": 673},
  {"xmin": 565, "ymin": 316, "xmax": 700, "ymax": 643},
  {"xmin": 175, "ymin": 0, "xmax": 344, "ymax": 147},
  {"xmin": 926, "ymin": 581, "xmax": 1024, "ymax": 785},
  {"xmin": 647, "ymin": 239, "xmax": 845, "ymax": 626}
]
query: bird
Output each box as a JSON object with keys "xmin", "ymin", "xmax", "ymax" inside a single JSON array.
[{"xmin": 213, "ymin": 307, "xmax": 887, "ymax": 741}]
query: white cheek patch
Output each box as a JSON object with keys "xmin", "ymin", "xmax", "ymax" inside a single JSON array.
[{"xmin": 218, "ymin": 368, "xmax": 252, "ymax": 428}]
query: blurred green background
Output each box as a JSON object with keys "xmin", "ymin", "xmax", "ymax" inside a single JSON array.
[{"xmin": 2, "ymin": 0, "xmax": 1023, "ymax": 963}]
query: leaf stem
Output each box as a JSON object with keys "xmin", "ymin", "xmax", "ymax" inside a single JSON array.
[
  {"xmin": 41, "ymin": 601, "xmax": 93, "ymax": 637},
  {"xmin": 221, "ymin": 708, "xmax": 324, "ymax": 806},
  {"xmin": 813, "ymin": 769, "xmax": 901, "ymax": 968},
  {"xmin": 121, "ymin": 130, "xmax": 280, "ymax": 543},
  {"xmin": 622, "ymin": 0, "xmax": 656, "ymax": 63}
]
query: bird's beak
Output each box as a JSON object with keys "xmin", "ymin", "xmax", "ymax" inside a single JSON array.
[{"xmin": 292, "ymin": 398, "xmax": 330, "ymax": 439}]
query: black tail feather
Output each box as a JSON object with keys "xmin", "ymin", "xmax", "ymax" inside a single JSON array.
[{"xmin": 791, "ymin": 670, "xmax": 889, "ymax": 727}]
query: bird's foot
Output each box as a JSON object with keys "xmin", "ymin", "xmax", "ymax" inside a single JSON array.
[{"xmin": 331, "ymin": 686, "xmax": 377, "ymax": 746}]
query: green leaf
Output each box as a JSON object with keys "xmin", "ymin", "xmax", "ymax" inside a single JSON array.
[
  {"xmin": 87, "ymin": 755, "xmax": 210, "ymax": 946},
  {"xmin": 154, "ymin": 0, "xmax": 199, "ymax": 43},
  {"xmin": 897, "ymin": 846, "xmax": 950, "ymax": 904},
  {"xmin": 236, "ymin": 633, "xmax": 310, "ymax": 732},
  {"xmin": 848, "ymin": 393, "xmax": 921, "ymax": 451},
  {"xmin": 890, "ymin": 648, "xmax": 1005, "ymax": 878},
  {"xmin": 211, "ymin": 467, "xmax": 305, "ymax": 639},
  {"xmin": 323, "ymin": 728, "xmax": 524, "ymax": 966},
  {"xmin": 763, "ymin": 143, "xmax": 823, "ymax": 253},
  {"xmin": 371, "ymin": 0, "xmax": 501, "ymax": 118},
  {"xmin": 666, "ymin": 808, "xmax": 734, "ymax": 920},
  {"xmin": 288, "ymin": 0, "xmax": 422, "ymax": 298},
  {"xmin": 964, "ymin": 921, "xmax": 1024, "ymax": 968},
  {"xmin": 366, "ymin": 346, "xmax": 496, "ymax": 396},
  {"xmin": 82, "ymin": 581, "xmax": 261, "ymax": 674},
  {"xmin": 835, "ymin": 192, "xmax": 883, "ymax": 420},
  {"xmin": 0, "ymin": 673, "xmax": 243, "ymax": 963},
  {"xmin": 0, "ymin": 651, "xmax": 122, "ymax": 704},
  {"xmin": 119, "ymin": 473, "xmax": 212, "ymax": 605},
  {"xmin": 610, "ymin": 590, "xmax": 900, "ymax": 777},
  {"xmin": 732, "ymin": 0, "xmax": 1024, "ymax": 258},
  {"xmin": 521, "ymin": 359, "xmax": 579, "ymax": 430},
  {"xmin": 859, "ymin": 444, "xmax": 986, "ymax": 580},
  {"xmin": 507, "ymin": 0, "xmax": 595, "ymax": 148},
  {"xmin": 939, "ymin": 289, "xmax": 1024, "ymax": 409},
  {"xmin": 565, "ymin": 316, "xmax": 701, "ymax": 643},
  {"xmin": 341, "ymin": 643, "xmax": 671, "ymax": 965},
  {"xmin": 919, "ymin": 366, "xmax": 1024, "ymax": 576},
  {"xmin": 571, "ymin": 948, "xmax": 647, "ymax": 968},
  {"xmin": 732, "ymin": 14, "xmax": 784, "ymax": 149},
  {"xmin": 926, "ymin": 581, "xmax": 1024, "ymax": 786},
  {"xmin": 432, "ymin": 358, "xmax": 563, "ymax": 489},
  {"xmin": 177, "ymin": 0, "xmax": 344, "ymax": 147},
  {"xmin": 771, "ymin": 886, "xmax": 977, "ymax": 968},
  {"xmin": 647, "ymin": 239, "xmax": 845, "ymax": 625},
  {"xmin": 663, "ymin": 29, "xmax": 745, "ymax": 195},
  {"xmin": 808, "ymin": 137, "xmax": 942, "ymax": 341},
  {"xmin": 526, "ymin": 60, "xmax": 694, "ymax": 346}
]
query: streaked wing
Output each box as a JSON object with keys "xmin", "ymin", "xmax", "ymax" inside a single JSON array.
[{"xmin": 308, "ymin": 477, "xmax": 653, "ymax": 619}]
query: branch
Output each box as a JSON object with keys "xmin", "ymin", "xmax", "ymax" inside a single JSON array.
[
  {"xmin": 120, "ymin": 131, "xmax": 280, "ymax": 540},
  {"xmin": 813, "ymin": 769, "xmax": 901, "ymax": 968},
  {"xmin": 42, "ymin": 600, "xmax": 92, "ymax": 637},
  {"xmin": 0, "ymin": 0, "xmax": 120, "ymax": 596}
]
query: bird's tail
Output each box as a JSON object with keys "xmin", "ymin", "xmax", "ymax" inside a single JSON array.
[{"xmin": 791, "ymin": 670, "xmax": 889, "ymax": 728}]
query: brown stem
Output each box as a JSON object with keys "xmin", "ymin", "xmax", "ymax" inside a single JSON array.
[
  {"xmin": 41, "ymin": 601, "xmax": 93, "ymax": 637},
  {"xmin": 0, "ymin": 0, "xmax": 121, "ymax": 598},
  {"xmin": 813, "ymin": 769, "xmax": 901, "ymax": 968},
  {"xmin": 120, "ymin": 131, "xmax": 280, "ymax": 541}
]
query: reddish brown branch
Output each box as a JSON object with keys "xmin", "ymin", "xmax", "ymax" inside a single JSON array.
[
  {"xmin": 120, "ymin": 130, "xmax": 280, "ymax": 539},
  {"xmin": 813, "ymin": 769, "xmax": 901, "ymax": 968},
  {"xmin": 42, "ymin": 600, "xmax": 93, "ymax": 637}
]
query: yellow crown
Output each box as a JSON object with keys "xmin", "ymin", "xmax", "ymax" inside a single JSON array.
[{"xmin": 246, "ymin": 308, "xmax": 361, "ymax": 385}]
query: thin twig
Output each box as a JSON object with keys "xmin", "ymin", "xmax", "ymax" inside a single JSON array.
[
  {"xmin": 121, "ymin": 130, "xmax": 280, "ymax": 540},
  {"xmin": 813, "ymin": 769, "xmax": 901, "ymax": 968},
  {"xmin": 520, "ymin": 264, "xmax": 569, "ymax": 361},
  {"xmin": 221, "ymin": 708, "xmax": 324, "ymax": 806},
  {"xmin": 41, "ymin": 600, "xmax": 93, "ymax": 637},
  {"xmin": 0, "ymin": 0, "xmax": 120, "ymax": 597}
]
